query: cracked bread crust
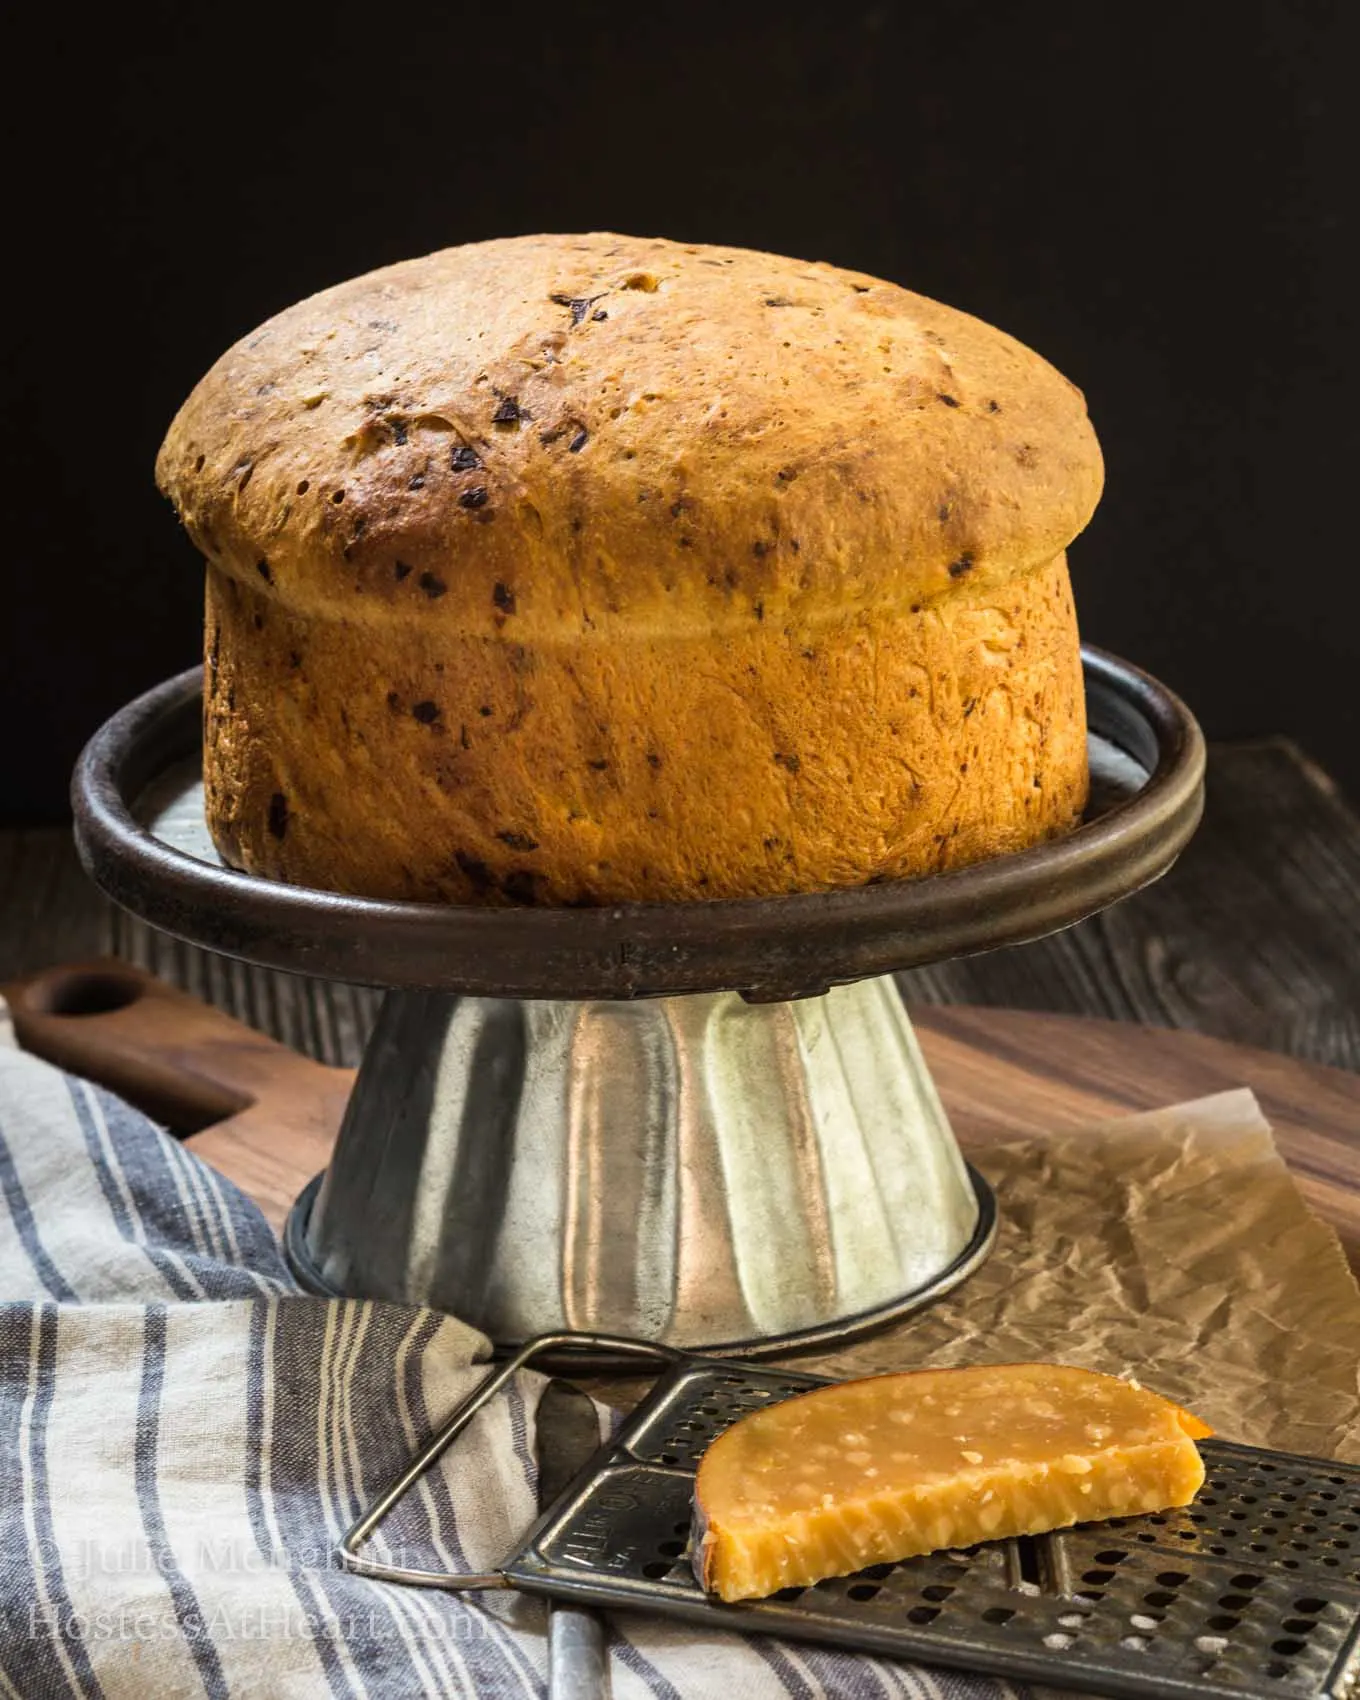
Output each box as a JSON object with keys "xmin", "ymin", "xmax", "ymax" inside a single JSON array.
[{"xmin": 164, "ymin": 232, "xmax": 1100, "ymax": 904}]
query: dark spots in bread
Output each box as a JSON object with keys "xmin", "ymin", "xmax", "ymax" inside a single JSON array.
[
  {"xmin": 569, "ymin": 429, "xmax": 589, "ymax": 453},
  {"xmin": 255, "ymin": 559, "xmax": 272, "ymax": 583},
  {"xmin": 938, "ymin": 503, "xmax": 952, "ymax": 522},
  {"xmin": 478, "ymin": 704, "xmax": 493, "ymax": 717},
  {"xmin": 776, "ymin": 467, "xmax": 798, "ymax": 483},
  {"xmin": 753, "ymin": 601, "xmax": 765, "ymax": 620},
  {"xmin": 963, "ymin": 696, "xmax": 977, "ymax": 718},
  {"xmin": 194, "ymin": 454, "xmax": 206, "ymax": 472},
  {"xmin": 751, "ymin": 540, "xmax": 769, "ymax": 558},
  {"xmin": 496, "ymin": 830, "xmax": 539, "ymax": 852},
  {"xmin": 550, "ymin": 292, "xmax": 607, "ymax": 327},
  {"xmin": 296, "ymin": 479, "xmax": 310, "ymax": 494},
  {"xmin": 267, "ymin": 792, "xmax": 289, "ymax": 840},
  {"xmin": 451, "ymin": 444, "xmax": 481, "ymax": 472},
  {"xmin": 986, "ymin": 399, "xmax": 1002, "ymax": 413},
  {"xmin": 459, "ymin": 724, "xmax": 471, "ymax": 749},
  {"xmin": 252, "ymin": 612, "xmax": 265, "ymax": 631},
  {"xmin": 492, "ymin": 395, "xmax": 529, "ymax": 426},
  {"xmin": 948, "ymin": 553, "xmax": 975, "ymax": 579},
  {"xmin": 408, "ymin": 472, "xmax": 426, "ymax": 491},
  {"xmin": 454, "ymin": 850, "xmax": 496, "ymax": 895},
  {"xmin": 412, "ymin": 700, "xmax": 440, "ymax": 724},
  {"xmin": 936, "ymin": 393, "xmax": 960, "ymax": 408},
  {"xmin": 459, "ymin": 486, "xmax": 489, "ymax": 509},
  {"xmin": 501, "ymin": 869, "xmax": 538, "ymax": 904},
  {"xmin": 1015, "ymin": 443, "xmax": 1039, "ymax": 468},
  {"xmin": 774, "ymin": 751, "xmax": 802, "ymax": 773},
  {"xmin": 851, "ymin": 283, "xmax": 870, "ymax": 293},
  {"xmin": 588, "ymin": 758, "xmax": 609, "ymax": 771},
  {"xmin": 764, "ymin": 296, "xmax": 793, "ymax": 308},
  {"xmin": 801, "ymin": 647, "xmax": 816, "ymax": 660},
  {"xmin": 492, "ymin": 581, "xmax": 516, "ymax": 614},
  {"xmin": 789, "ymin": 539, "xmax": 801, "ymax": 554},
  {"xmin": 289, "ymin": 650, "xmax": 303, "ymax": 669},
  {"xmin": 591, "ymin": 308, "xmax": 608, "ymax": 321},
  {"xmin": 646, "ymin": 751, "xmax": 662, "ymax": 769},
  {"xmin": 390, "ymin": 418, "xmax": 409, "ymax": 446},
  {"xmin": 419, "ymin": 571, "xmax": 447, "ymax": 598},
  {"xmin": 394, "ymin": 560, "xmax": 413, "ymax": 581},
  {"xmin": 386, "ymin": 691, "xmax": 401, "ymax": 711},
  {"xmin": 331, "ymin": 489, "xmax": 346, "ymax": 504},
  {"xmin": 960, "ymin": 761, "xmax": 969, "ymax": 773}
]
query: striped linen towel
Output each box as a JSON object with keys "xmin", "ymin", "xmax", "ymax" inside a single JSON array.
[{"xmin": 0, "ymin": 1017, "xmax": 1020, "ymax": 1700}]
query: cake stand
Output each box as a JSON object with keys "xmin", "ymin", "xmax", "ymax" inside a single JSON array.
[{"xmin": 72, "ymin": 646, "xmax": 1204, "ymax": 1360}]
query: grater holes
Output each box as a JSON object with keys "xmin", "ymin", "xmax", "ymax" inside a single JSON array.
[
  {"xmin": 673, "ymin": 1521, "xmax": 690, "ymax": 1536},
  {"xmin": 906, "ymin": 1606, "xmax": 939, "ymax": 1624},
  {"xmin": 770, "ymin": 1585, "xmax": 804, "ymax": 1602},
  {"xmin": 1230, "ymin": 1573, "xmax": 1264, "ymax": 1588},
  {"xmin": 1294, "ymin": 1597, "xmax": 1327, "ymax": 1612},
  {"xmin": 1093, "ymin": 1549, "xmax": 1127, "ymax": 1564},
  {"xmin": 921, "ymin": 1584, "xmax": 954, "ymax": 1602},
  {"xmin": 1281, "ymin": 1617, "xmax": 1318, "ymax": 1634},
  {"xmin": 1206, "ymin": 1615, "xmax": 1241, "ymax": 1631},
  {"xmin": 1082, "ymin": 1569, "xmax": 1116, "ymax": 1585},
  {"xmin": 1265, "ymin": 1661, "xmax": 1291, "ymax": 1679},
  {"xmin": 1143, "ymin": 1590, "xmax": 1178, "ymax": 1608},
  {"xmin": 641, "ymin": 1561, "xmax": 672, "ymax": 1579},
  {"xmin": 1218, "ymin": 1594, "xmax": 1254, "ymax": 1610},
  {"xmin": 847, "ymin": 1583, "xmax": 881, "ymax": 1602},
  {"xmin": 1156, "ymin": 1571, "xmax": 1190, "ymax": 1586},
  {"xmin": 981, "ymin": 1607, "xmax": 1015, "ymax": 1625},
  {"xmin": 657, "ymin": 1539, "xmax": 686, "ymax": 1558}
]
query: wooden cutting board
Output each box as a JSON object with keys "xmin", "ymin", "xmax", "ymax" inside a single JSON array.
[{"xmin": 5, "ymin": 958, "xmax": 1357, "ymax": 1271}]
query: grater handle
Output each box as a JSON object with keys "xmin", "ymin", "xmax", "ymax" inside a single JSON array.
[{"xmin": 340, "ymin": 1331, "xmax": 680, "ymax": 1590}]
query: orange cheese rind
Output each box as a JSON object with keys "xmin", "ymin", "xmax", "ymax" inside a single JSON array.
[{"xmin": 691, "ymin": 1362, "xmax": 1212, "ymax": 1602}]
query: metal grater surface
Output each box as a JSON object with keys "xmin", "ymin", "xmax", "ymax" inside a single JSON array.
[{"xmin": 503, "ymin": 1357, "xmax": 1360, "ymax": 1700}]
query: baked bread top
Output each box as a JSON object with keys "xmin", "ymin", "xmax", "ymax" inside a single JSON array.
[{"xmin": 157, "ymin": 233, "xmax": 1103, "ymax": 636}]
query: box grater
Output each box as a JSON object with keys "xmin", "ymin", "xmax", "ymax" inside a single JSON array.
[{"xmin": 345, "ymin": 1341, "xmax": 1360, "ymax": 1699}]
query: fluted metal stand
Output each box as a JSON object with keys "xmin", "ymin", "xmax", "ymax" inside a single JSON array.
[{"xmin": 287, "ymin": 974, "xmax": 993, "ymax": 1355}]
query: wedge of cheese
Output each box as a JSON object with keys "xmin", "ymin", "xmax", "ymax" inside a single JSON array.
[{"xmin": 692, "ymin": 1363, "xmax": 1212, "ymax": 1601}]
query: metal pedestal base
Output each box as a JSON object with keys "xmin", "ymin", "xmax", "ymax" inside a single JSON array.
[{"xmin": 283, "ymin": 974, "xmax": 996, "ymax": 1357}]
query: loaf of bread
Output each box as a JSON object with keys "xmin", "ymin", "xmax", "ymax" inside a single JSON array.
[{"xmin": 157, "ymin": 233, "xmax": 1103, "ymax": 905}]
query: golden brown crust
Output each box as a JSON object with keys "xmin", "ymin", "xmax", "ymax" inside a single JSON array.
[
  {"xmin": 203, "ymin": 552, "xmax": 1086, "ymax": 906},
  {"xmin": 168, "ymin": 233, "xmax": 1101, "ymax": 905},
  {"xmin": 158, "ymin": 233, "xmax": 1102, "ymax": 637}
]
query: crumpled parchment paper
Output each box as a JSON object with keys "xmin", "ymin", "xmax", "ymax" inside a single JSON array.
[{"xmin": 809, "ymin": 1087, "xmax": 1360, "ymax": 1461}]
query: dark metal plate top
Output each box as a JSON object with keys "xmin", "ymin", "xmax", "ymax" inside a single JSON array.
[
  {"xmin": 506, "ymin": 1358, "xmax": 1360, "ymax": 1700},
  {"xmin": 72, "ymin": 647, "xmax": 1204, "ymax": 999}
]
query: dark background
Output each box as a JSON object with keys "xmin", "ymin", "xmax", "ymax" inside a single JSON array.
[{"xmin": 3, "ymin": 2, "xmax": 1355, "ymax": 823}]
